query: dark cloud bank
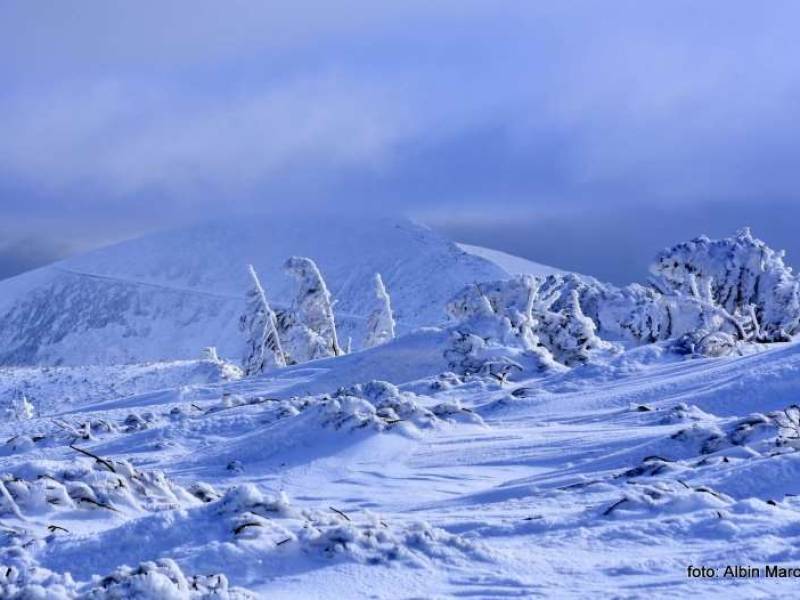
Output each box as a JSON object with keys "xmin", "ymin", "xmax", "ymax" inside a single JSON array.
[{"xmin": 1, "ymin": 1, "xmax": 799, "ymax": 283}]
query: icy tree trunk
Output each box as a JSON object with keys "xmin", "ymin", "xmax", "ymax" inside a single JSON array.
[
  {"xmin": 365, "ymin": 273, "xmax": 396, "ymax": 348},
  {"xmin": 284, "ymin": 256, "xmax": 342, "ymax": 358},
  {"xmin": 239, "ymin": 264, "xmax": 286, "ymax": 375}
]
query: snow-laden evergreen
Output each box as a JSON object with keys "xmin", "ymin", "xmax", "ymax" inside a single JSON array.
[
  {"xmin": 446, "ymin": 229, "xmax": 800, "ymax": 360},
  {"xmin": 280, "ymin": 257, "xmax": 342, "ymax": 362},
  {"xmin": 239, "ymin": 265, "xmax": 286, "ymax": 375},
  {"xmin": 364, "ymin": 273, "xmax": 396, "ymax": 348},
  {"xmin": 445, "ymin": 275, "xmax": 606, "ymax": 368}
]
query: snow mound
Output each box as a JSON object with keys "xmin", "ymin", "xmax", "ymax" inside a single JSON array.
[
  {"xmin": 216, "ymin": 484, "xmax": 485, "ymax": 567},
  {"xmin": 84, "ymin": 559, "xmax": 254, "ymax": 600},
  {"xmin": 1, "ymin": 455, "xmax": 197, "ymax": 521},
  {"xmin": 0, "ymin": 559, "xmax": 254, "ymax": 600}
]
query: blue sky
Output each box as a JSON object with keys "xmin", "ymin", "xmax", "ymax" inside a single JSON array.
[{"xmin": 2, "ymin": 1, "xmax": 799, "ymax": 283}]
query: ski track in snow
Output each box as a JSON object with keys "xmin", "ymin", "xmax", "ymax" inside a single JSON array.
[{"xmin": 3, "ymin": 335, "xmax": 800, "ymax": 598}]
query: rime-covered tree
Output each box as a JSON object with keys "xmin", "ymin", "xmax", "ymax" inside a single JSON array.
[
  {"xmin": 536, "ymin": 290, "xmax": 604, "ymax": 366},
  {"xmin": 365, "ymin": 273, "xmax": 396, "ymax": 348},
  {"xmin": 650, "ymin": 228, "xmax": 800, "ymax": 342},
  {"xmin": 283, "ymin": 256, "xmax": 342, "ymax": 359},
  {"xmin": 240, "ymin": 264, "xmax": 286, "ymax": 375}
]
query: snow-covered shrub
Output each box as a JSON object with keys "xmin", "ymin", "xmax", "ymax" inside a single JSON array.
[
  {"xmin": 446, "ymin": 277, "xmax": 541, "ymax": 351},
  {"xmin": 365, "ymin": 273, "xmax": 396, "ymax": 348},
  {"xmin": 673, "ymin": 330, "xmax": 737, "ymax": 358},
  {"xmin": 85, "ymin": 559, "xmax": 254, "ymax": 599},
  {"xmin": 445, "ymin": 276, "xmax": 606, "ymax": 369},
  {"xmin": 0, "ymin": 564, "xmax": 76, "ymax": 600},
  {"xmin": 240, "ymin": 265, "xmax": 286, "ymax": 375},
  {"xmin": 214, "ymin": 485, "xmax": 484, "ymax": 567},
  {"xmin": 271, "ymin": 380, "xmax": 485, "ymax": 433},
  {"xmin": 442, "ymin": 331, "xmax": 528, "ymax": 380},
  {"xmin": 536, "ymin": 290, "xmax": 605, "ymax": 366},
  {"xmin": 651, "ymin": 228, "xmax": 800, "ymax": 342},
  {"xmin": 0, "ymin": 456, "xmax": 198, "ymax": 519},
  {"xmin": 298, "ymin": 517, "xmax": 483, "ymax": 566},
  {"xmin": 602, "ymin": 481, "xmax": 732, "ymax": 519}
]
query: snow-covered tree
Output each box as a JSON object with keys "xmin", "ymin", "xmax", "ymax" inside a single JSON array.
[
  {"xmin": 445, "ymin": 276, "xmax": 541, "ymax": 351},
  {"xmin": 282, "ymin": 256, "xmax": 342, "ymax": 360},
  {"xmin": 651, "ymin": 228, "xmax": 800, "ymax": 342},
  {"xmin": 240, "ymin": 265, "xmax": 286, "ymax": 375},
  {"xmin": 536, "ymin": 290, "xmax": 605, "ymax": 366},
  {"xmin": 365, "ymin": 273, "xmax": 396, "ymax": 348},
  {"xmin": 2, "ymin": 390, "xmax": 35, "ymax": 420}
]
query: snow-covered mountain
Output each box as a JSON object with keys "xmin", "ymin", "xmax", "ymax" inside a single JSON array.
[
  {"xmin": 0, "ymin": 216, "xmax": 556, "ymax": 367},
  {"xmin": 5, "ymin": 227, "xmax": 800, "ymax": 598}
]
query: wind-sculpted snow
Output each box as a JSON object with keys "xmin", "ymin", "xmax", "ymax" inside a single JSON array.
[{"xmin": 3, "ymin": 333, "xmax": 800, "ymax": 595}]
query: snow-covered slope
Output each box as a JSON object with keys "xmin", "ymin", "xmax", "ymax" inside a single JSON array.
[
  {"xmin": 0, "ymin": 216, "xmax": 534, "ymax": 366},
  {"xmin": 4, "ymin": 330, "xmax": 800, "ymax": 598},
  {"xmin": 458, "ymin": 242, "xmax": 565, "ymax": 277}
]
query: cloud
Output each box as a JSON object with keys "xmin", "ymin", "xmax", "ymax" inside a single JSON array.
[
  {"xmin": 0, "ymin": 237, "xmax": 76, "ymax": 280},
  {"xmin": 1, "ymin": 1, "xmax": 800, "ymax": 278}
]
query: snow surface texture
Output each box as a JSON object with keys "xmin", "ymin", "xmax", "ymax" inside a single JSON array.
[{"xmin": 2, "ymin": 227, "xmax": 800, "ymax": 598}]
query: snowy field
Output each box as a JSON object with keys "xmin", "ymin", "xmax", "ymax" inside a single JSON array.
[{"xmin": 2, "ymin": 222, "xmax": 800, "ymax": 598}]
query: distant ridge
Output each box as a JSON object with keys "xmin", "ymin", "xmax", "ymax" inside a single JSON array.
[{"xmin": 0, "ymin": 216, "xmax": 560, "ymax": 366}]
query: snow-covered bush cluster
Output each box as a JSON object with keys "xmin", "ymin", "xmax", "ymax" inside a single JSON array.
[
  {"xmin": 447, "ymin": 229, "xmax": 800, "ymax": 366},
  {"xmin": 0, "ymin": 559, "xmax": 253, "ymax": 600},
  {"xmin": 652, "ymin": 227, "xmax": 800, "ymax": 343},
  {"xmin": 0, "ymin": 455, "xmax": 197, "ymax": 519},
  {"xmin": 274, "ymin": 380, "xmax": 483, "ymax": 433},
  {"xmin": 668, "ymin": 404, "xmax": 800, "ymax": 458},
  {"xmin": 445, "ymin": 274, "xmax": 609, "ymax": 374},
  {"xmin": 216, "ymin": 484, "xmax": 483, "ymax": 567},
  {"xmin": 240, "ymin": 256, "xmax": 398, "ymax": 375}
]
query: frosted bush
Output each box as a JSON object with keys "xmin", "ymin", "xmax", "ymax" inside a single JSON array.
[
  {"xmin": 651, "ymin": 228, "xmax": 800, "ymax": 342},
  {"xmin": 447, "ymin": 229, "xmax": 800, "ymax": 364}
]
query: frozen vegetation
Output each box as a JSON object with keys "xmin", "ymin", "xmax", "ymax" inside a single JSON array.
[{"xmin": 2, "ymin": 225, "xmax": 800, "ymax": 598}]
